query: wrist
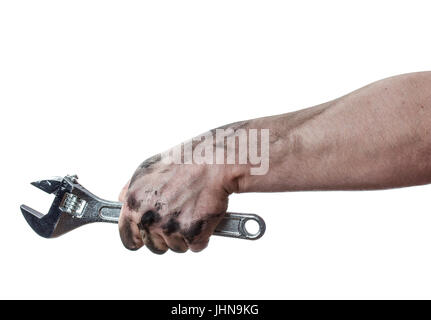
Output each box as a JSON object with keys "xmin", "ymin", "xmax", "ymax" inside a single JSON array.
[
  {"xmin": 221, "ymin": 164, "xmax": 250, "ymax": 194},
  {"xmin": 215, "ymin": 118, "xmax": 274, "ymax": 194}
]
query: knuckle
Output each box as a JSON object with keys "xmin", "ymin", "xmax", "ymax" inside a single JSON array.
[
  {"xmin": 138, "ymin": 210, "xmax": 162, "ymax": 229},
  {"xmin": 161, "ymin": 217, "xmax": 181, "ymax": 236},
  {"xmin": 181, "ymin": 219, "xmax": 205, "ymax": 244}
]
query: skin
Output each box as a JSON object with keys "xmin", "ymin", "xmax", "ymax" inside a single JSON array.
[{"xmin": 119, "ymin": 71, "xmax": 431, "ymax": 254}]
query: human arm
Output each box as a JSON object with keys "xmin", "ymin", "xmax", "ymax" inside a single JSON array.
[{"xmin": 118, "ymin": 71, "xmax": 431, "ymax": 253}]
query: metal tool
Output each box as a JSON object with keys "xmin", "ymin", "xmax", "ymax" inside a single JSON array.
[{"xmin": 21, "ymin": 175, "xmax": 266, "ymax": 240}]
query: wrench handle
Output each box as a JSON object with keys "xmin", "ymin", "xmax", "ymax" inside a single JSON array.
[
  {"xmin": 98, "ymin": 204, "xmax": 265, "ymax": 240},
  {"xmin": 214, "ymin": 212, "xmax": 266, "ymax": 240}
]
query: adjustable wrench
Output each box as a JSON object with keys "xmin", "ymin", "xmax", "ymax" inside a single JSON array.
[{"xmin": 21, "ymin": 175, "xmax": 266, "ymax": 240}]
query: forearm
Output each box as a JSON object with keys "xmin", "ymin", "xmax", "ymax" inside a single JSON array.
[{"xmin": 233, "ymin": 72, "xmax": 431, "ymax": 192}]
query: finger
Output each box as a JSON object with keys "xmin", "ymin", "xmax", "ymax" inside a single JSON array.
[
  {"xmin": 182, "ymin": 212, "xmax": 224, "ymax": 252},
  {"xmin": 163, "ymin": 233, "xmax": 188, "ymax": 253},
  {"xmin": 189, "ymin": 239, "xmax": 209, "ymax": 253},
  {"xmin": 118, "ymin": 206, "xmax": 144, "ymax": 251},
  {"xmin": 118, "ymin": 180, "xmax": 131, "ymax": 202},
  {"xmin": 160, "ymin": 214, "xmax": 188, "ymax": 253},
  {"xmin": 143, "ymin": 231, "xmax": 169, "ymax": 255}
]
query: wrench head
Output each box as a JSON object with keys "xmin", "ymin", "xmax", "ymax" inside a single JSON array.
[
  {"xmin": 21, "ymin": 175, "xmax": 89, "ymax": 238},
  {"xmin": 30, "ymin": 177, "xmax": 63, "ymax": 194}
]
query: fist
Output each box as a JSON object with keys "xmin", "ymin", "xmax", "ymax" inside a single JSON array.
[{"xmin": 118, "ymin": 152, "xmax": 234, "ymax": 254}]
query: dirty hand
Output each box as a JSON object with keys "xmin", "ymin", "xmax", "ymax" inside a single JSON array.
[{"xmin": 118, "ymin": 152, "xmax": 235, "ymax": 254}]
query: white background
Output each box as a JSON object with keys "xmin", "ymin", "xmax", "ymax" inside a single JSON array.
[{"xmin": 1, "ymin": 0, "xmax": 431, "ymax": 299}]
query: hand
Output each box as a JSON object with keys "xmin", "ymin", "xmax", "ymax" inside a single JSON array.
[{"xmin": 118, "ymin": 153, "xmax": 234, "ymax": 254}]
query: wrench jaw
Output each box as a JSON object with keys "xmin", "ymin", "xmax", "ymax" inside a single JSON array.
[
  {"xmin": 30, "ymin": 177, "xmax": 63, "ymax": 194},
  {"xmin": 21, "ymin": 175, "xmax": 92, "ymax": 238},
  {"xmin": 20, "ymin": 203, "xmax": 67, "ymax": 238}
]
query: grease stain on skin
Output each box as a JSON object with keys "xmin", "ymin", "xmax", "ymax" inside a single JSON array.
[
  {"xmin": 169, "ymin": 234, "xmax": 188, "ymax": 253},
  {"xmin": 162, "ymin": 217, "xmax": 180, "ymax": 236},
  {"xmin": 126, "ymin": 193, "xmax": 141, "ymax": 212},
  {"xmin": 155, "ymin": 201, "xmax": 164, "ymax": 211},
  {"xmin": 170, "ymin": 244, "xmax": 187, "ymax": 253},
  {"xmin": 138, "ymin": 210, "xmax": 161, "ymax": 229},
  {"xmin": 121, "ymin": 223, "xmax": 140, "ymax": 251},
  {"xmin": 139, "ymin": 154, "xmax": 162, "ymax": 170},
  {"xmin": 144, "ymin": 232, "xmax": 167, "ymax": 255},
  {"xmin": 182, "ymin": 220, "xmax": 205, "ymax": 243},
  {"xmin": 130, "ymin": 154, "xmax": 162, "ymax": 185}
]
